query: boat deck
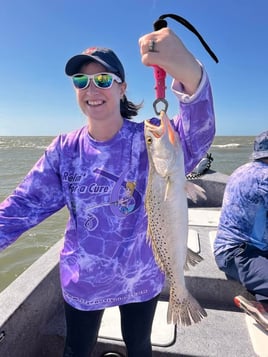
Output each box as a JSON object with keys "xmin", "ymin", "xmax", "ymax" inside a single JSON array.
[
  {"xmin": 91, "ymin": 208, "xmax": 267, "ymax": 356},
  {"xmin": 0, "ymin": 208, "xmax": 267, "ymax": 356}
]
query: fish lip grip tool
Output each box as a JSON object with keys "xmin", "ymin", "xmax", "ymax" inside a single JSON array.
[
  {"xmin": 152, "ymin": 65, "xmax": 168, "ymax": 115},
  {"xmin": 152, "ymin": 19, "xmax": 168, "ymax": 116}
]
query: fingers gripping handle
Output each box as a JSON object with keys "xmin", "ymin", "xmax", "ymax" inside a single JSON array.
[{"xmin": 152, "ymin": 19, "xmax": 168, "ymax": 115}]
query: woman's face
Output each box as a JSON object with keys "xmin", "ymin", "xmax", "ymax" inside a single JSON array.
[{"xmin": 75, "ymin": 62, "xmax": 126, "ymax": 122}]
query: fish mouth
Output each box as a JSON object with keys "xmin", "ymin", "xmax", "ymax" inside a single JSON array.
[
  {"xmin": 145, "ymin": 111, "xmax": 176, "ymax": 145},
  {"xmin": 144, "ymin": 121, "xmax": 164, "ymax": 138},
  {"xmin": 144, "ymin": 111, "xmax": 167, "ymax": 138}
]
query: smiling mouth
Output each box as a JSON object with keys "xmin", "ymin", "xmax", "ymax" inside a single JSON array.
[{"xmin": 87, "ymin": 100, "xmax": 105, "ymax": 106}]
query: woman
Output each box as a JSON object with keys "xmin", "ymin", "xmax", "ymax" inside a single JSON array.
[{"xmin": 0, "ymin": 28, "xmax": 215, "ymax": 356}]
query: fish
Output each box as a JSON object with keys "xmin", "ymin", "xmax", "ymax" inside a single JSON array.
[{"xmin": 144, "ymin": 110, "xmax": 207, "ymax": 326}]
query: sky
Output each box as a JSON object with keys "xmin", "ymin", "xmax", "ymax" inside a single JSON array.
[{"xmin": 0, "ymin": 0, "xmax": 267, "ymax": 136}]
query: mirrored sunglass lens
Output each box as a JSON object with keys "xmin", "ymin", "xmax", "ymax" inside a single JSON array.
[
  {"xmin": 94, "ymin": 74, "xmax": 113, "ymax": 88},
  {"xmin": 73, "ymin": 75, "xmax": 88, "ymax": 89}
]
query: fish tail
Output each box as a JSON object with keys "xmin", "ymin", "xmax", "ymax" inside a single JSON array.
[
  {"xmin": 185, "ymin": 181, "xmax": 207, "ymax": 203},
  {"xmin": 167, "ymin": 288, "xmax": 207, "ymax": 326}
]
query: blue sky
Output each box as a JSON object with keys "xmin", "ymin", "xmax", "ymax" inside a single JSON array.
[{"xmin": 0, "ymin": 0, "xmax": 267, "ymax": 136}]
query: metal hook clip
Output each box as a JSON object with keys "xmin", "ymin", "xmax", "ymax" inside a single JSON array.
[{"xmin": 153, "ymin": 98, "xmax": 168, "ymax": 116}]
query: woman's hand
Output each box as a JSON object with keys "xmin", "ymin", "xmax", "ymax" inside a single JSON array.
[{"xmin": 139, "ymin": 28, "xmax": 202, "ymax": 95}]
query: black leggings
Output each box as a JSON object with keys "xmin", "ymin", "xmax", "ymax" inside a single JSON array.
[{"xmin": 63, "ymin": 295, "xmax": 159, "ymax": 357}]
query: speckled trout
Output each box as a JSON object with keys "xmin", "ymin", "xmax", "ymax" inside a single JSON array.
[{"xmin": 145, "ymin": 111, "xmax": 207, "ymax": 326}]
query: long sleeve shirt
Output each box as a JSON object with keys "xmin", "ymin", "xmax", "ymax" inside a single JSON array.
[
  {"xmin": 0, "ymin": 72, "xmax": 215, "ymax": 311},
  {"xmin": 214, "ymin": 160, "xmax": 268, "ymax": 255}
]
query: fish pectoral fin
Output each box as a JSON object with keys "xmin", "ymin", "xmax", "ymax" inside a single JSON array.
[
  {"xmin": 185, "ymin": 181, "xmax": 207, "ymax": 203},
  {"xmin": 164, "ymin": 176, "xmax": 171, "ymax": 201},
  {"xmin": 184, "ymin": 248, "xmax": 204, "ymax": 270}
]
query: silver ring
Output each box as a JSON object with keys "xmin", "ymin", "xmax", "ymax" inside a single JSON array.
[{"xmin": 148, "ymin": 39, "xmax": 157, "ymax": 52}]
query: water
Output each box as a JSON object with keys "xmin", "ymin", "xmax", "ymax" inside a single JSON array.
[
  {"xmin": 210, "ymin": 136, "xmax": 254, "ymax": 175},
  {"xmin": 0, "ymin": 137, "xmax": 69, "ymax": 292},
  {"xmin": 0, "ymin": 135, "xmax": 254, "ymax": 292}
]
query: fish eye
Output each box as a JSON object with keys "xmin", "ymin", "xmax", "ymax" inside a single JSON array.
[{"xmin": 146, "ymin": 136, "xmax": 153, "ymax": 145}]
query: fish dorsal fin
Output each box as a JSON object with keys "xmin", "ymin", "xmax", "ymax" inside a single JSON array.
[{"xmin": 146, "ymin": 224, "xmax": 166, "ymax": 272}]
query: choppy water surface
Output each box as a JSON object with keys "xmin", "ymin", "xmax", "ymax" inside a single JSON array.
[{"xmin": 0, "ymin": 135, "xmax": 254, "ymax": 291}]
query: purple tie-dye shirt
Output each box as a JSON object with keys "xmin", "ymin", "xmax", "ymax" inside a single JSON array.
[
  {"xmin": 0, "ymin": 73, "xmax": 215, "ymax": 310},
  {"xmin": 214, "ymin": 160, "xmax": 268, "ymax": 255}
]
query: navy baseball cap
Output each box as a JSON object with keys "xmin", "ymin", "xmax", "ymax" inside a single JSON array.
[
  {"xmin": 65, "ymin": 47, "xmax": 125, "ymax": 81},
  {"xmin": 252, "ymin": 130, "xmax": 268, "ymax": 160}
]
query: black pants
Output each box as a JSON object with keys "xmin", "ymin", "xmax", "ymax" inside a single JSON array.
[{"xmin": 63, "ymin": 295, "xmax": 159, "ymax": 357}]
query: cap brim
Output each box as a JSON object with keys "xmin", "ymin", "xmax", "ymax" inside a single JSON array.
[
  {"xmin": 65, "ymin": 54, "xmax": 117, "ymax": 76},
  {"xmin": 251, "ymin": 150, "xmax": 268, "ymax": 160}
]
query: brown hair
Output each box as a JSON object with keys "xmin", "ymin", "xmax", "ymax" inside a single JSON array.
[{"xmin": 120, "ymin": 95, "xmax": 143, "ymax": 119}]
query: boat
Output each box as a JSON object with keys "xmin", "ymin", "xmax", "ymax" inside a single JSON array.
[{"xmin": 0, "ymin": 169, "xmax": 266, "ymax": 357}]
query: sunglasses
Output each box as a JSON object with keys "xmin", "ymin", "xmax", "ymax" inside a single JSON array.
[{"xmin": 72, "ymin": 72, "xmax": 122, "ymax": 90}]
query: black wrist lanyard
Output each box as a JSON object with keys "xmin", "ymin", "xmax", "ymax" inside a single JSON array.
[
  {"xmin": 154, "ymin": 13, "xmax": 219, "ymax": 63},
  {"xmin": 151, "ymin": 13, "xmax": 218, "ymax": 115}
]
